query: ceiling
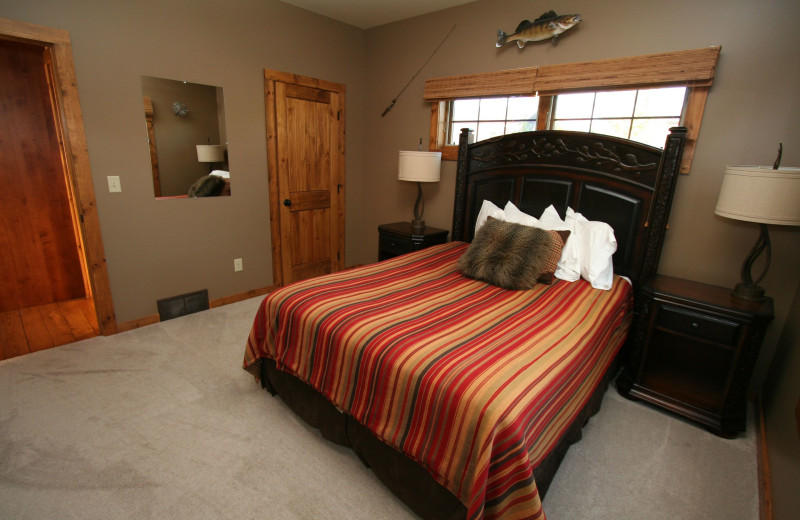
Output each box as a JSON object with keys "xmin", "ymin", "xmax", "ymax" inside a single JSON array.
[{"xmin": 280, "ymin": 0, "xmax": 476, "ymax": 29}]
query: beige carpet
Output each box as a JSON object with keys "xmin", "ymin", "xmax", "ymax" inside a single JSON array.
[{"xmin": 0, "ymin": 296, "xmax": 759, "ymax": 519}]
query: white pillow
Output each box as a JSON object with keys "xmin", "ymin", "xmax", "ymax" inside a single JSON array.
[
  {"xmin": 503, "ymin": 201, "xmax": 539, "ymax": 227},
  {"xmin": 538, "ymin": 205, "xmax": 580, "ymax": 282},
  {"xmin": 474, "ymin": 200, "xmax": 505, "ymax": 234},
  {"xmin": 567, "ymin": 208, "xmax": 617, "ymax": 290}
]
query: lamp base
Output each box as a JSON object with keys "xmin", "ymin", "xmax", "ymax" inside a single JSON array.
[
  {"xmin": 732, "ymin": 282, "xmax": 766, "ymax": 302},
  {"xmin": 732, "ymin": 223, "xmax": 770, "ymax": 303},
  {"xmin": 411, "ymin": 219, "xmax": 426, "ymax": 234}
]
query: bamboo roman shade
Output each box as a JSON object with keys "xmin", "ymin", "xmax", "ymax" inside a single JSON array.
[{"xmin": 423, "ymin": 47, "xmax": 720, "ymax": 100}]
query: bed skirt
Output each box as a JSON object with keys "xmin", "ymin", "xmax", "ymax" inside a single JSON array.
[{"xmin": 259, "ymin": 355, "xmax": 619, "ymax": 519}]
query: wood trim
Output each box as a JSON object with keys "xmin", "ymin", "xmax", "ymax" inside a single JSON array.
[
  {"xmin": 533, "ymin": 47, "xmax": 720, "ymax": 94},
  {"xmin": 116, "ymin": 314, "xmax": 160, "ymax": 333},
  {"xmin": 679, "ymin": 86, "xmax": 710, "ymax": 174},
  {"xmin": 424, "ymin": 67, "xmax": 538, "ymax": 100},
  {"xmin": 536, "ymin": 96, "xmax": 554, "ymax": 130},
  {"xmin": 43, "ymin": 48, "xmax": 93, "ymax": 299},
  {"xmin": 331, "ymin": 88, "xmax": 346, "ymax": 273},
  {"xmin": 264, "ymin": 75, "xmax": 282, "ymax": 287},
  {"xmin": 209, "ymin": 285, "xmax": 274, "ymax": 307},
  {"xmin": 0, "ymin": 17, "xmax": 117, "ymax": 335},
  {"xmin": 424, "ymin": 47, "xmax": 720, "ymax": 100},
  {"xmin": 143, "ymin": 96, "xmax": 161, "ymax": 196},
  {"xmin": 429, "ymin": 102, "xmax": 444, "ymax": 151}
]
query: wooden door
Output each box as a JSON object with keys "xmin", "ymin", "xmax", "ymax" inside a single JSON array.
[
  {"xmin": 0, "ymin": 38, "xmax": 87, "ymax": 311},
  {"xmin": 265, "ymin": 71, "xmax": 345, "ymax": 286}
]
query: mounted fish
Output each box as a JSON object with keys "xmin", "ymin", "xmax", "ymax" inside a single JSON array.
[{"xmin": 497, "ymin": 11, "xmax": 581, "ymax": 48}]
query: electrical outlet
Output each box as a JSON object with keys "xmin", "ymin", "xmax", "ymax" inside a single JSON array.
[
  {"xmin": 107, "ymin": 176, "xmax": 121, "ymax": 192},
  {"xmin": 234, "ymin": 258, "xmax": 243, "ymax": 272}
]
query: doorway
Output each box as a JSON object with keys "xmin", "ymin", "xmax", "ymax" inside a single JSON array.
[{"xmin": 0, "ymin": 17, "xmax": 116, "ymax": 360}]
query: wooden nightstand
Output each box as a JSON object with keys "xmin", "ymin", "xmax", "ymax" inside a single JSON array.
[
  {"xmin": 378, "ymin": 222, "xmax": 448, "ymax": 261},
  {"xmin": 617, "ymin": 275, "xmax": 774, "ymax": 438}
]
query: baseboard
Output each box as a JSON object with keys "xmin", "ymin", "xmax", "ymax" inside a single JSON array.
[
  {"xmin": 116, "ymin": 286, "xmax": 275, "ymax": 333},
  {"xmin": 116, "ymin": 314, "xmax": 160, "ymax": 333},
  {"xmin": 755, "ymin": 395, "xmax": 773, "ymax": 520},
  {"xmin": 210, "ymin": 286, "xmax": 274, "ymax": 308}
]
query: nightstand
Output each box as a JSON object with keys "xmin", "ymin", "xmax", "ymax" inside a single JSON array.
[
  {"xmin": 378, "ymin": 222, "xmax": 448, "ymax": 261},
  {"xmin": 617, "ymin": 275, "xmax": 774, "ymax": 438}
]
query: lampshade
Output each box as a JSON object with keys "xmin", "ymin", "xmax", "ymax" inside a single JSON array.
[
  {"xmin": 715, "ymin": 166, "xmax": 800, "ymax": 225},
  {"xmin": 196, "ymin": 144, "xmax": 225, "ymax": 163},
  {"xmin": 398, "ymin": 151, "xmax": 441, "ymax": 183}
]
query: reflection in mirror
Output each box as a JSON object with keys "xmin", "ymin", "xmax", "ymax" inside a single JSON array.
[{"xmin": 141, "ymin": 76, "xmax": 230, "ymax": 198}]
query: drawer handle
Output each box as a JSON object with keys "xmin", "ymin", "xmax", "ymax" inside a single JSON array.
[{"xmin": 691, "ymin": 322, "xmax": 700, "ymax": 329}]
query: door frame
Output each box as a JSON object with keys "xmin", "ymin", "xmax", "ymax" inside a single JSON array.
[
  {"xmin": 0, "ymin": 17, "xmax": 117, "ymax": 334},
  {"xmin": 264, "ymin": 69, "xmax": 346, "ymax": 287}
]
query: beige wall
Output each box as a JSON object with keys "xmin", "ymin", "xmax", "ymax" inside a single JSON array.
[
  {"xmin": 360, "ymin": 0, "xmax": 800, "ymax": 393},
  {"xmin": 0, "ymin": 0, "xmax": 366, "ymax": 323},
  {"xmin": 765, "ymin": 282, "xmax": 800, "ymax": 520}
]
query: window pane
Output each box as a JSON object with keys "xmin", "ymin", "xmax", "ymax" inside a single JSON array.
[
  {"xmin": 634, "ymin": 87, "xmax": 686, "ymax": 117},
  {"xmin": 449, "ymin": 122, "xmax": 476, "ymax": 145},
  {"xmin": 591, "ymin": 119, "xmax": 632, "ymax": 139},
  {"xmin": 479, "ymin": 98, "xmax": 508, "ymax": 120},
  {"xmin": 554, "ymin": 92, "xmax": 595, "ymax": 119},
  {"xmin": 505, "ymin": 120, "xmax": 538, "ymax": 134},
  {"xmin": 477, "ymin": 121, "xmax": 505, "ymax": 141},
  {"xmin": 452, "ymin": 99, "xmax": 479, "ymax": 121},
  {"xmin": 630, "ymin": 118, "xmax": 680, "ymax": 148},
  {"xmin": 507, "ymin": 96, "xmax": 539, "ymax": 120},
  {"xmin": 552, "ymin": 119, "xmax": 590, "ymax": 132},
  {"xmin": 593, "ymin": 90, "xmax": 636, "ymax": 118}
]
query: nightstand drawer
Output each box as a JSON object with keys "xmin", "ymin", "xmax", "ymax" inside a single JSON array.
[
  {"xmin": 657, "ymin": 305, "xmax": 740, "ymax": 346},
  {"xmin": 379, "ymin": 234, "xmax": 410, "ymax": 256}
]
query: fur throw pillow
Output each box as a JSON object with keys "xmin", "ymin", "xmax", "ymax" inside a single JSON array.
[
  {"xmin": 458, "ymin": 217, "xmax": 555, "ymax": 290},
  {"xmin": 188, "ymin": 174, "xmax": 226, "ymax": 198}
]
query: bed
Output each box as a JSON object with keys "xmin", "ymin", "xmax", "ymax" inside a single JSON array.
[{"xmin": 244, "ymin": 127, "xmax": 687, "ymax": 519}]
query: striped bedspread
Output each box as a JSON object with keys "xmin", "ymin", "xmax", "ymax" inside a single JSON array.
[{"xmin": 244, "ymin": 242, "xmax": 632, "ymax": 519}]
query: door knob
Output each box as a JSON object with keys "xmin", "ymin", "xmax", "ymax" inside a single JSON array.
[{"xmin": 283, "ymin": 199, "xmax": 292, "ymax": 206}]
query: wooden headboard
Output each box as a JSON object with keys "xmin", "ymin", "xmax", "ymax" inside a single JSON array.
[{"xmin": 452, "ymin": 127, "xmax": 687, "ymax": 286}]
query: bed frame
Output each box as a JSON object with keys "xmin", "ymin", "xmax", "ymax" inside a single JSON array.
[{"xmin": 259, "ymin": 127, "xmax": 687, "ymax": 519}]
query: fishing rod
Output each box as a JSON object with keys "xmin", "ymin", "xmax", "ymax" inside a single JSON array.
[{"xmin": 381, "ymin": 24, "xmax": 457, "ymax": 117}]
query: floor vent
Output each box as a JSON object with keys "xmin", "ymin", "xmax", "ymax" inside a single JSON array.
[{"xmin": 157, "ymin": 289, "xmax": 209, "ymax": 321}]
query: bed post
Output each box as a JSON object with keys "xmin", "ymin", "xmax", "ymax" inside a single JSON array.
[
  {"xmin": 451, "ymin": 128, "xmax": 472, "ymax": 242},
  {"xmin": 638, "ymin": 126, "xmax": 687, "ymax": 283}
]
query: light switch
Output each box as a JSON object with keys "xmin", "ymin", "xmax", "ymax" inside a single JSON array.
[{"xmin": 107, "ymin": 176, "xmax": 122, "ymax": 193}]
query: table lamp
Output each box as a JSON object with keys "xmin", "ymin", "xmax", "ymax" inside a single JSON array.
[
  {"xmin": 398, "ymin": 150, "xmax": 441, "ymax": 234},
  {"xmin": 714, "ymin": 165, "xmax": 800, "ymax": 301},
  {"xmin": 196, "ymin": 144, "xmax": 225, "ymax": 172}
]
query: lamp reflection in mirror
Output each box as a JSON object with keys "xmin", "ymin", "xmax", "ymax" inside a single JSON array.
[
  {"xmin": 196, "ymin": 144, "xmax": 224, "ymax": 172},
  {"xmin": 714, "ymin": 166, "xmax": 800, "ymax": 301},
  {"xmin": 398, "ymin": 150, "xmax": 441, "ymax": 234}
]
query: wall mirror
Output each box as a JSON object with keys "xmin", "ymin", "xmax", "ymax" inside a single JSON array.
[{"xmin": 141, "ymin": 76, "xmax": 230, "ymax": 198}]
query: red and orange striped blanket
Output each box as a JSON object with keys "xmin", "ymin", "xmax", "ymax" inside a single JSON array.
[{"xmin": 244, "ymin": 242, "xmax": 632, "ymax": 519}]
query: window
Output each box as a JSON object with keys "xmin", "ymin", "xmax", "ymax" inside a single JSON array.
[
  {"xmin": 551, "ymin": 86, "xmax": 686, "ymax": 148},
  {"xmin": 424, "ymin": 47, "xmax": 721, "ymax": 173},
  {"xmin": 446, "ymin": 86, "xmax": 686, "ymax": 150},
  {"xmin": 448, "ymin": 96, "xmax": 539, "ymax": 145}
]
